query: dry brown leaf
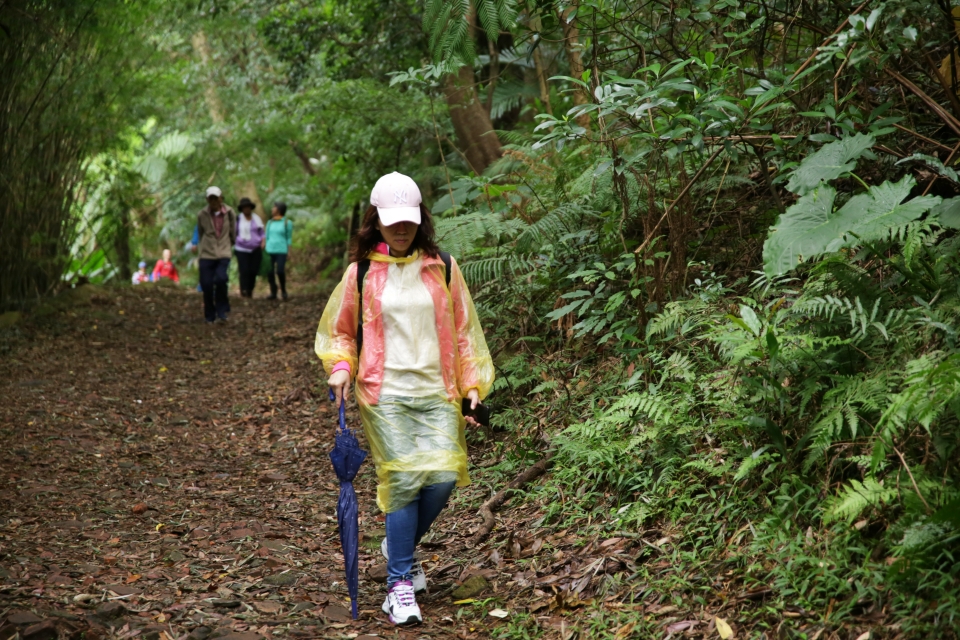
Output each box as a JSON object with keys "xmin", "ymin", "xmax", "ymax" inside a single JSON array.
[
  {"xmin": 253, "ymin": 601, "xmax": 282, "ymax": 614},
  {"xmin": 652, "ymin": 604, "xmax": 678, "ymax": 616},
  {"xmin": 613, "ymin": 621, "xmax": 636, "ymax": 640}
]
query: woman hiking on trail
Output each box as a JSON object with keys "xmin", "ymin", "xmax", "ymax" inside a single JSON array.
[
  {"xmin": 264, "ymin": 201, "xmax": 292, "ymax": 300},
  {"xmin": 315, "ymin": 172, "xmax": 494, "ymax": 626},
  {"xmin": 234, "ymin": 197, "xmax": 264, "ymax": 297}
]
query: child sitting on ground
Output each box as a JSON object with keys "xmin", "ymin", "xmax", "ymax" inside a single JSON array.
[{"xmin": 132, "ymin": 261, "xmax": 150, "ymax": 285}]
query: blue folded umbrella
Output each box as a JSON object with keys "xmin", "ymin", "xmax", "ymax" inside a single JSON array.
[{"xmin": 328, "ymin": 390, "xmax": 367, "ymax": 619}]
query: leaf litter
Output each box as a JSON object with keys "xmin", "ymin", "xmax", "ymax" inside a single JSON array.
[{"xmin": 0, "ymin": 284, "xmax": 844, "ymax": 639}]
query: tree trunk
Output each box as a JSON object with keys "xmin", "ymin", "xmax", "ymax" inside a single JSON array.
[
  {"xmin": 485, "ymin": 39, "xmax": 500, "ymax": 114},
  {"xmin": 191, "ymin": 30, "xmax": 225, "ymax": 125},
  {"xmin": 443, "ymin": 65, "xmax": 502, "ymax": 175},
  {"xmin": 290, "ymin": 140, "xmax": 317, "ymax": 176},
  {"xmin": 343, "ymin": 201, "xmax": 360, "ymax": 268},
  {"xmin": 114, "ymin": 205, "xmax": 132, "ymax": 283},
  {"xmin": 532, "ymin": 43, "xmax": 553, "ymax": 116},
  {"xmin": 558, "ymin": 2, "xmax": 590, "ymax": 129}
]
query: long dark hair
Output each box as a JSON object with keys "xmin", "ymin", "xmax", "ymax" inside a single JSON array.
[{"xmin": 349, "ymin": 203, "xmax": 439, "ymax": 262}]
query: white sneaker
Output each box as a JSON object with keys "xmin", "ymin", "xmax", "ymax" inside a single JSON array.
[
  {"xmin": 381, "ymin": 538, "xmax": 427, "ymax": 593},
  {"xmin": 382, "ymin": 580, "xmax": 422, "ymax": 626}
]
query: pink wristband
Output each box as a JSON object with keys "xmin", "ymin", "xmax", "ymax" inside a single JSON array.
[{"xmin": 331, "ymin": 361, "xmax": 352, "ymax": 375}]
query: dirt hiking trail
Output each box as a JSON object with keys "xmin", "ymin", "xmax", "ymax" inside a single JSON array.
[
  {"xmin": 0, "ymin": 285, "xmax": 513, "ymax": 640},
  {"xmin": 0, "ymin": 284, "xmax": 644, "ymax": 640}
]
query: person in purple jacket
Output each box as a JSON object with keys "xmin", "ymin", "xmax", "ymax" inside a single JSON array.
[{"xmin": 234, "ymin": 197, "xmax": 265, "ymax": 298}]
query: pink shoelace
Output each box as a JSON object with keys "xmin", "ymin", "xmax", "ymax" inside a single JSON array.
[{"xmin": 392, "ymin": 580, "xmax": 416, "ymax": 606}]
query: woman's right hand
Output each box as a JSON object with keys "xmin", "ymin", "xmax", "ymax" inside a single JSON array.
[{"xmin": 328, "ymin": 369, "xmax": 351, "ymax": 405}]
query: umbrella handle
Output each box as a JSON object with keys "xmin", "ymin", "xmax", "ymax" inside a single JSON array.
[{"xmin": 328, "ymin": 389, "xmax": 347, "ymax": 433}]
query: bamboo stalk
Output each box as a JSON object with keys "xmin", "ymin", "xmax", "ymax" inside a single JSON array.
[
  {"xmin": 885, "ymin": 67, "xmax": 960, "ymax": 137},
  {"xmin": 892, "ymin": 123, "xmax": 955, "ymax": 152}
]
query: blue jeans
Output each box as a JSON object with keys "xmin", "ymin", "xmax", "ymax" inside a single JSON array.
[
  {"xmin": 199, "ymin": 258, "xmax": 231, "ymax": 321},
  {"xmin": 385, "ymin": 481, "xmax": 455, "ymax": 587}
]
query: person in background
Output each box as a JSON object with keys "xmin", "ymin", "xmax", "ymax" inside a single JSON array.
[
  {"xmin": 264, "ymin": 201, "xmax": 293, "ymax": 301},
  {"xmin": 316, "ymin": 172, "xmax": 494, "ymax": 627},
  {"xmin": 234, "ymin": 197, "xmax": 264, "ymax": 298},
  {"xmin": 132, "ymin": 261, "xmax": 150, "ymax": 285},
  {"xmin": 197, "ymin": 186, "xmax": 237, "ymax": 323},
  {"xmin": 152, "ymin": 248, "xmax": 180, "ymax": 284}
]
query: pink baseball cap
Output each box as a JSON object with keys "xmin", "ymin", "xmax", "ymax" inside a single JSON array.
[{"xmin": 370, "ymin": 172, "xmax": 422, "ymax": 226}]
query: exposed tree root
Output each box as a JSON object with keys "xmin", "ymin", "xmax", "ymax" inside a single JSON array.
[{"xmin": 469, "ymin": 450, "xmax": 555, "ymax": 546}]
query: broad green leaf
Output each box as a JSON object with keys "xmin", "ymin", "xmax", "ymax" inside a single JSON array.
[
  {"xmin": 763, "ymin": 186, "xmax": 839, "ymax": 276},
  {"xmin": 134, "ymin": 155, "xmax": 168, "ymax": 183},
  {"xmin": 739, "ymin": 305, "xmax": 762, "ymax": 336},
  {"xmin": 546, "ymin": 299, "xmax": 587, "ymax": 320},
  {"xmin": 151, "ymin": 131, "xmax": 194, "ymax": 160},
  {"xmin": 833, "ymin": 176, "xmax": 939, "ymax": 244},
  {"xmin": 785, "ymin": 133, "xmax": 875, "ymax": 195},
  {"xmin": 764, "ymin": 177, "xmax": 939, "ymax": 276},
  {"xmin": 931, "ymin": 197, "xmax": 960, "ymax": 229}
]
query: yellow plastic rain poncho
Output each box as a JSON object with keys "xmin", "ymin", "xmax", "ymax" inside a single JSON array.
[{"xmin": 315, "ymin": 248, "xmax": 494, "ymax": 513}]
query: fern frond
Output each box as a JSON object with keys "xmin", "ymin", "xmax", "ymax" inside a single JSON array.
[
  {"xmin": 476, "ymin": 0, "xmax": 499, "ymax": 42},
  {"xmin": 733, "ymin": 448, "xmax": 778, "ymax": 482},
  {"xmin": 827, "ymin": 477, "xmax": 898, "ymax": 523},
  {"xmin": 459, "ymin": 253, "xmax": 535, "ymax": 284},
  {"xmin": 515, "ymin": 202, "xmax": 594, "ymax": 253}
]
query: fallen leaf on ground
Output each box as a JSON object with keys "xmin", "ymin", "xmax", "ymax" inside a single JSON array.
[
  {"xmin": 614, "ymin": 621, "xmax": 636, "ymax": 639},
  {"xmin": 666, "ymin": 620, "xmax": 698, "ymax": 634},
  {"xmin": 253, "ymin": 601, "xmax": 282, "ymax": 614},
  {"xmin": 715, "ymin": 616, "xmax": 734, "ymax": 639}
]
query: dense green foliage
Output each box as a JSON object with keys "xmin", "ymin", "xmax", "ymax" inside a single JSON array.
[{"xmin": 4, "ymin": 0, "xmax": 960, "ymax": 635}]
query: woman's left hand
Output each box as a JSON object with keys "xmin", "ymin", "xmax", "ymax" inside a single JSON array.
[{"xmin": 464, "ymin": 388, "xmax": 480, "ymax": 427}]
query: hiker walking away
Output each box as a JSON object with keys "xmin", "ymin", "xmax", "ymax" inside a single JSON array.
[
  {"xmin": 197, "ymin": 186, "xmax": 237, "ymax": 323},
  {"xmin": 264, "ymin": 201, "xmax": 292, "ymax": 300},
  {"xmin": 152, "ymin": 249, "xmax": 180, "ymax": 284},
  {"xmin": 234, "ymin": 197, "xmax": 264, "ymax": 297},
  {"xmin": 315, "ymin": 172, "xmax": 494, "ymax": 627}
]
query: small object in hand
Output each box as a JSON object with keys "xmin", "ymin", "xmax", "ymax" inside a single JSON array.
[{"xmin": 461, "ymin": 399, "xmax": 490, "ymax": 426}]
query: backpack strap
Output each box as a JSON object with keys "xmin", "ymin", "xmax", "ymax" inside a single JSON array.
[{"xmin": 354, "ymin": 251, "xmax": 451, "ymax": 355}]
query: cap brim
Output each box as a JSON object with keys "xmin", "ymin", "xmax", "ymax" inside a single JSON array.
[{"xmin": 377, "ymin": 206, "xmax": 421, "ymax": 227}]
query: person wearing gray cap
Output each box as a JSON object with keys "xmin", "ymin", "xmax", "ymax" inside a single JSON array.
[{"xmin": 197, "ymin": 186, "xmax": 237, "ymax": 323}]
